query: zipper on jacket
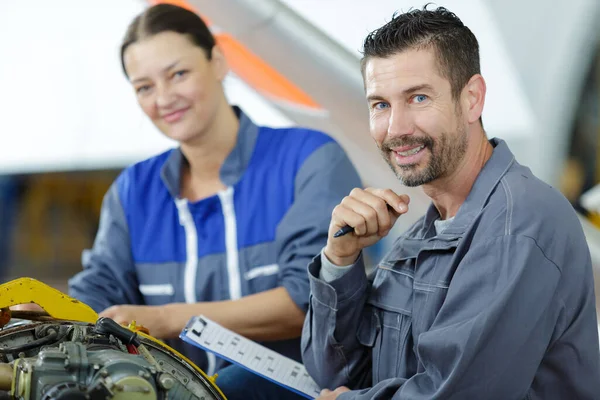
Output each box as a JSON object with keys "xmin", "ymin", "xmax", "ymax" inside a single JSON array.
[
  {"xmin": 175, "ymin": 190, "xmax": 241, "ymax": 376},
  {"xmin": 218, "ymin": 187, "xmax": 242, "ymax": 300},
  {"xmin": 175, "ymin": 198, "xmax": 216, "ymax": 375},
  {"xmin": 175, "ymin": 198, "xmax": 199, "ymax": 304}
]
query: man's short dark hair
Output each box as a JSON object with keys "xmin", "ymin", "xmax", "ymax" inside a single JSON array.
[{"xmin": 361, "ymin": 5, "xmax": 480, "ymax": 100}]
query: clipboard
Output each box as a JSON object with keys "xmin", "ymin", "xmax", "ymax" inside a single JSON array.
[{"xmin": 180, "ymin": 315, "xmax": 322, "ymax": 399}]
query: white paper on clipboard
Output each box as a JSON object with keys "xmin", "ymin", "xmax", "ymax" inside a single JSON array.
[{"xmin": 180, "ymin": 315, "xmax": 322, "ymax": 399}]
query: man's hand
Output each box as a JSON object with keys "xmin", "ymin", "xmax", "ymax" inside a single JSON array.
[
  {"xmin": 317, "ymin": 387, "xmax": 351, "ymax": 400},
  {"xmin": 324, "ymin": 188, "xmax": 410, "ymax": 266},
  {"xmin": 99, "ymin": 305, "xmax": 170, "ymax": 338}
]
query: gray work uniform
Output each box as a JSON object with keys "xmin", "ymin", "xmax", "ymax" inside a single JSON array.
[{"xmin": 302, "ymin": 138, "xmax": 600, "ymax": 399}]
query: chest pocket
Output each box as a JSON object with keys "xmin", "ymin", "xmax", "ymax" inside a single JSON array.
[
  {"xmin": 356, "ymin": 234, "xmax": 462, "ymax": 381},
  {"xmin": 135, "ymin": 262, "xmax": 178, "ymax": 306},
  {"xmin": 358, "ymin": 263, "xmax": 417, "ymax": 382},
  {"xmin": 238, "ymin": 243, "xmax": 279, "ymax": 295}
]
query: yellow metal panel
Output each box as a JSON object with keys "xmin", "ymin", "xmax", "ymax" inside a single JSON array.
[{"xmin": 0, "ymin": 277, "xmax": 98, "ymax": 324}]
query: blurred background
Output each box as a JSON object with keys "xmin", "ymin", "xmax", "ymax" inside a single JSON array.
[{"xmin": 0, "ymin": 0, "xmax": 599, "ymax": 309}]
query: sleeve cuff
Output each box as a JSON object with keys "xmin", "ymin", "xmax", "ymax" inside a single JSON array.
[
  {"xmin": 308, "ymin": 250, "xmax": 368, "ymax": 308},
  {"xmin": 319, "ymin": 251, "xmax": 355, "ymax": 282}
]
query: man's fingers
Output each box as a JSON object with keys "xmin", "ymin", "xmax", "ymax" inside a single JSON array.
[
  {"xmin": 334, "ymin": 386, "xmax": 351, "ymax": 393},
  {"xmin": 332, "ymin": 204, "xmax": 368, "ymax": 236},
  {"xmin": 365, "ymin": 188, "xmax": 410, "ymax": 215},
  {"xmin": 340, "ymin": 196, "xmax": 381, "ymax": 235},
  {"xmin": 349, "ymin": 190, "xmax": 395, "ymax": 234},
  {"xmin": 357, "ymin": 188, "xmax": 409, "ymax": 234},
  {"xmin": 365, "ymin": 188, "xmax": 409, "ymax": 214}
]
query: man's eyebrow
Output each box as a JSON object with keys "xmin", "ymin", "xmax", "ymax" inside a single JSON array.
[
  {"xmin": 366, "ymin": 94, "xmax": 387, "ymax": 103},
  {"xmin": 366, "ymin": 84, "xmax": 435, "ymax": 102},
  {"xmin": 401, "ymin": 84, "xmax": 434, "ymax": 95}
]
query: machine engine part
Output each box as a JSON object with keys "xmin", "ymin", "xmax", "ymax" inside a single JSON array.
[{"xmin": 0, "ymin": 279, "xmax": 226, "ymax": 400}]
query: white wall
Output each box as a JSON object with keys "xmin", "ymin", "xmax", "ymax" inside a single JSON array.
[
  {"xmin": 485, "ymin": 0, "xmax": 600, "ymax": 185},
  {"xmin": 0, "ymin": 0, "xmax": 292, "ymax": 174},
  {"xmin": 278, "ymin": 0, "xmax": 540, "ymax": 178},
  {"xmin": 281, "ymin": 0, "xmax": 534, "ymax": 133},
  {"xmin": 3, "ymin": 0, "xmax": 597, "ymax": 184},
  {"xmin": 189, "ymin": 0, "xmax": 542, "ymax": 240}
]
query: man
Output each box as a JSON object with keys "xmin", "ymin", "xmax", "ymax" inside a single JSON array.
[{"xmin": 302, "ymin": 6, "xmax": 600, "ymax": 400}]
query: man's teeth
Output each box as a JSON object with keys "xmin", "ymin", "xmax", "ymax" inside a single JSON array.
[{"xmin": 397, "ymin": 145, "xmax": 424, "ymax": 156}]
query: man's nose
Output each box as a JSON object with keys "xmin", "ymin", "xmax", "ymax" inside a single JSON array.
[{"xmin": 387, "ymin": 107, "xmax": 414, "ymax": 138}]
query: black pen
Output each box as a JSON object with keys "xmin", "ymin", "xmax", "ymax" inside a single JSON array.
[
  {"xmin": 333, "ymin": 225, "xmax": 354, "ymax": 238},
  {"xmin": 333, "ymin": 204, "xmax": 395, "ymax": 238}
]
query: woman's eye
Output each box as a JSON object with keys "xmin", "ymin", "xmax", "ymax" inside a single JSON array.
[
  {"xmin": 136, "ymin": 85, "xmax": 151, "ymax": 94},
  {"xmin": 173, "ymin": 70, "xmax": 188, "ymax": 78}
]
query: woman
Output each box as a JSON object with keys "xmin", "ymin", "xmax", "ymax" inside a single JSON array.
[{"xmin": 68, "ymin": 3, "xmax": 361, "ymax": 399}]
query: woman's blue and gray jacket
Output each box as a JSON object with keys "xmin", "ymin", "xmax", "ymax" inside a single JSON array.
[{"xmin": 68, "ymin": 107, "xmax": 362, "ymax": 374}]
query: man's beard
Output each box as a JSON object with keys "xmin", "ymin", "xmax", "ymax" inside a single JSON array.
[{"xmin": 380, "ymin": 125, "xmax": 468, "ymax": 187}]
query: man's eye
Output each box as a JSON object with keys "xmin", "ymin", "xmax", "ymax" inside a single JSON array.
[{"xmin": 374, "ymin": 102, "xmax": 389, "ymax": 110}]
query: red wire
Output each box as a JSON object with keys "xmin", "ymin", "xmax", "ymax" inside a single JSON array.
[{"xmin": 126, "ymin": 344, "xmax": 139, "ymax": 354}]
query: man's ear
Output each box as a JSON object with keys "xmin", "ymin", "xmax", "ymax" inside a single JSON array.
[{"xmin": 462, "ymin": 74, "xmax": 486, "ymax": 124}]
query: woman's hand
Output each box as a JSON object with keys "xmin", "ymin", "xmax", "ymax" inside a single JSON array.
[{"xmin": 99, "ymin": 304, "xmax": 171, "ymax": 338}]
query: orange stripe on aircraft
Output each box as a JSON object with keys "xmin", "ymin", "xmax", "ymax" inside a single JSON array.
[{"xmin": 148, "ymin": 0, "xmax": 321, "ymax": 110}]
